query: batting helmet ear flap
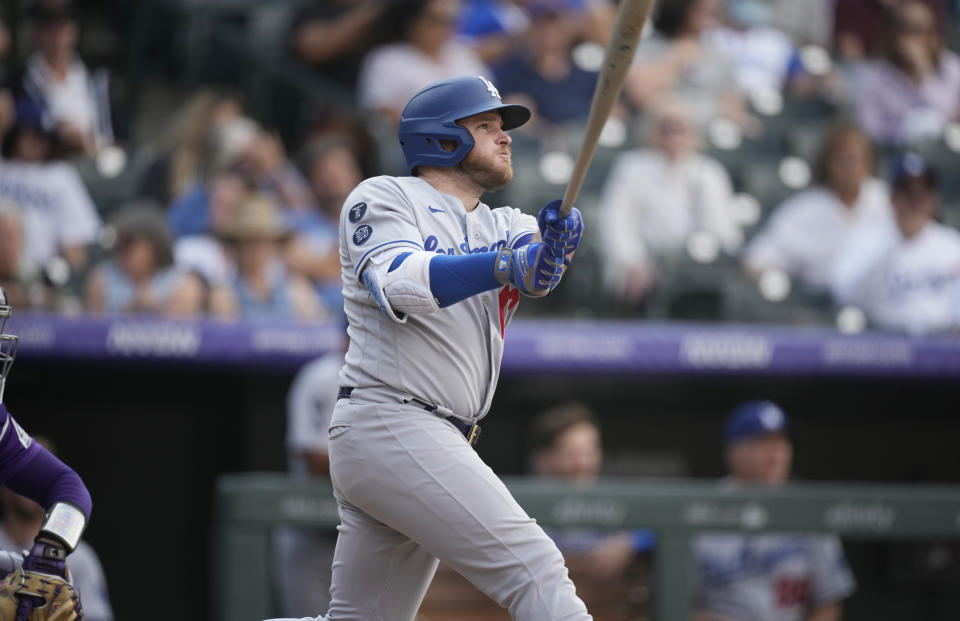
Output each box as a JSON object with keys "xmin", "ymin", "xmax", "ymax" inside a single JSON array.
[{"xmin": 398, "ymin": 119, "xmax": 476, "ymax": 172}]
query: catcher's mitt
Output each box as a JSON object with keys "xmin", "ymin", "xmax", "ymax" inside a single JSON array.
[{"xmin": 0, "ymin": 568, "xmax": 82, "ymax": 621}]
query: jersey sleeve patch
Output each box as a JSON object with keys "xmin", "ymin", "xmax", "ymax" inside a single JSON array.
[
  {"xmin": 341, "ymin": 178, "xmax": 428, "ymax": 277},
  {"xmin": 348, "ymin": 202, "xmax": 368, "ymax": 223},
  {"xmin": 353, "ymin": 224, "xmax": 373, "ymax": 245}
]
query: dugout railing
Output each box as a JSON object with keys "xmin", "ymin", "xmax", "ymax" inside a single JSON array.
[{"xmin": 212, "ymin": 473, "xmax": 960, "ymax": 621}]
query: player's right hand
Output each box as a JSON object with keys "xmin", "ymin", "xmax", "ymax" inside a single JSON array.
[
  {"xmin": 493, "ymin": 243, "xmax": 564, "ymax": 297},
  {"xmin": 537, "ymin": 200, "xmax": 584, "ymax": 258}
]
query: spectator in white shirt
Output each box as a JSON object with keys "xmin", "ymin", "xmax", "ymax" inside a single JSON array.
[
  {"xmin": 832, "ymin": 152, "xmax": 960, "ymax": 335},
  {"xmin": 743, "ymin": 124, "xmax": 894, "ymax": 291},
  {"xmin": 0, "ymin": 97, "xmax": 100, "ymax": 276},
  {"xmin": 599, "ymin": 96, "xmax": 742, "ymax": 305},
  {"xmin": 20, "ymin": 0, "xmax": 112, "ymax": 155},
  {"xmin": 357, "ymin": 0, "xmax": 488, "ymax": 123}
]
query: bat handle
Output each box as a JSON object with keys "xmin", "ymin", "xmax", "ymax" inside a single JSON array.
[{"xmin": 558, "ymin": 187, "xmax": 577, "ymax": 220}]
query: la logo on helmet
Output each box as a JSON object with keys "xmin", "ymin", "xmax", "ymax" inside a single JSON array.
[{"xmin": 478, "ymin": 76, "xmax": 500, "ymax": 101}]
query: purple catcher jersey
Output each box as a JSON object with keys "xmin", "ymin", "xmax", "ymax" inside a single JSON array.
[{"xmin": 0, "ymin": 403, "xmax": 40, "ymax": 482}]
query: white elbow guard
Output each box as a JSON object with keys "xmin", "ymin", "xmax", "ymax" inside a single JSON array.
[
  {"xmin": 382, "ymin": 251, "xmax": 440, "ymax": 315},
  {"xmin": 362, "ymin": 251, "xmax": 439, "ymax": 322}
]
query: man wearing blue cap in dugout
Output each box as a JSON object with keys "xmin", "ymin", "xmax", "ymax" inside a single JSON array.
[
  {"xmin": 692, "ymin": 401, "xmax": 857, "ymax": 621},
  {"xmin": 266, "ymin": 75, "xmax": 586, "ymax": 620}
]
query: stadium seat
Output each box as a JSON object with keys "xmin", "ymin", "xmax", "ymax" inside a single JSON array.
[
  {"xmin": 739, "ymin": 159, "xmax": 803, "ymax": 216},
  {"xmin": 722, "ymin": 270, "xmax": 836, "ymax": 326}
]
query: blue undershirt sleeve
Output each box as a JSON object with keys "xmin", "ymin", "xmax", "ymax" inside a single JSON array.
[{"xmin": 429, "ymin": 252, "xmax": 501, "ymax": 308}]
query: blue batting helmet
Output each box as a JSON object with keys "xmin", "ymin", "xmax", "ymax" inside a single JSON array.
[{"xmin": 398, "ymin": 75, "xmax": 531, "ymax": 174}]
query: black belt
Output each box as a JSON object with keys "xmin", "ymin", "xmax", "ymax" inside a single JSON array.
[{"xmin": 337, "ymin": 387, "xmax": 481, "ymax": 447}]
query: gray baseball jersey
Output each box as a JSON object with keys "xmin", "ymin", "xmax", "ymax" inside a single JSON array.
[
  {"xmin": 338, "ymin": 175, "xmax": 537, "ymax": 421},
  {"xmin": 693, "ymin": 532, "xmax": 856, "ymax": 621},
  {"xmin": 264, "ymin": 175, "xmax": 592, "ymax": 621}
]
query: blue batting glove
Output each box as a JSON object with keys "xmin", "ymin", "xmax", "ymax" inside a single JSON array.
[
  {"xmin": 537, "ymin": 199, "xmax": 584, "ymax": 257},
  {"xmin": 493, "ymin": 243, "xmax": 564, "ymax": 297}
]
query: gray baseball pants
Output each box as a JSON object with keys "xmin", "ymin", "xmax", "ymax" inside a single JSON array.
[{"xmin": 266, "ymin": 392, "xmax": 590, "ymax": 621}]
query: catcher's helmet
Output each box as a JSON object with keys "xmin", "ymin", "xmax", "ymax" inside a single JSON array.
[
  {"xmin": 398, "ymin": 75, "xmax": 530, "ymax": 174},
  {"xmin": 0, "ymin": 285, "xmax": 17, "ymax": 404}
]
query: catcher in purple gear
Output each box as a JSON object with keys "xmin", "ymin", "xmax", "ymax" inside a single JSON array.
[{"xmin": 0, "ymin": 285, "xmax": 92, "ymax": 620}]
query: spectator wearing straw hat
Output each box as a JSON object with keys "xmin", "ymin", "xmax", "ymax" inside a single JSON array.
[
  {"xmin": 84, "ymin": 203, "xmax": 206, "ymax": 316},
  {"xmin": 212, "ymin": 193, "xmax": 325, "ymax": 320}
]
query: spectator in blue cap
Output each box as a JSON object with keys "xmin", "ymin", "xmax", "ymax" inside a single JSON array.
[
  {"xmin": 693, "ymin": 401, "xmax": 857, "ymax": 621},
  {"xmin": 831, "ymin": 151, "xmax": 960, "ymax": 335}
]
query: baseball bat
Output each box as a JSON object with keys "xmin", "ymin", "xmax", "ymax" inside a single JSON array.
[{"xmin": 558, "ymin": 0, "xmax": 658, "ymax": 218}]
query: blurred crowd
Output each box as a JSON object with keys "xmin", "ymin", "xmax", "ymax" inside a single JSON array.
[{"xmin": 1, "ymin": 0, "xmax": 960, "ymax": 335}]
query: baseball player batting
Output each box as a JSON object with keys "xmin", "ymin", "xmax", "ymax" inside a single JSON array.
[
  {"xmin": 265, "ymin": 75, "xmax": 588, "ymax": 621},
  {"xmin": 0, "ymin": 285, "xmax": 91, "ymax": 620}
]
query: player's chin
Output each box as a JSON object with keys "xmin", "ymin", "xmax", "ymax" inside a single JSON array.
[{"xmin": 477, "ymin": 164, "xmax": 513, "ymax": 192}]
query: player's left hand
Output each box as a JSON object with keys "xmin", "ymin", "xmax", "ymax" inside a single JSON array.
[
  {"xmin": 537, "ymin": 199, "xmax": 584, "ymax": 257},
  {"xmin": 493, "ymin": 243, "xmax": 564, "ymax": 297},
  {"xmin": 0, "ymin": 542, "xmax": 82, "ymax": 621}
]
